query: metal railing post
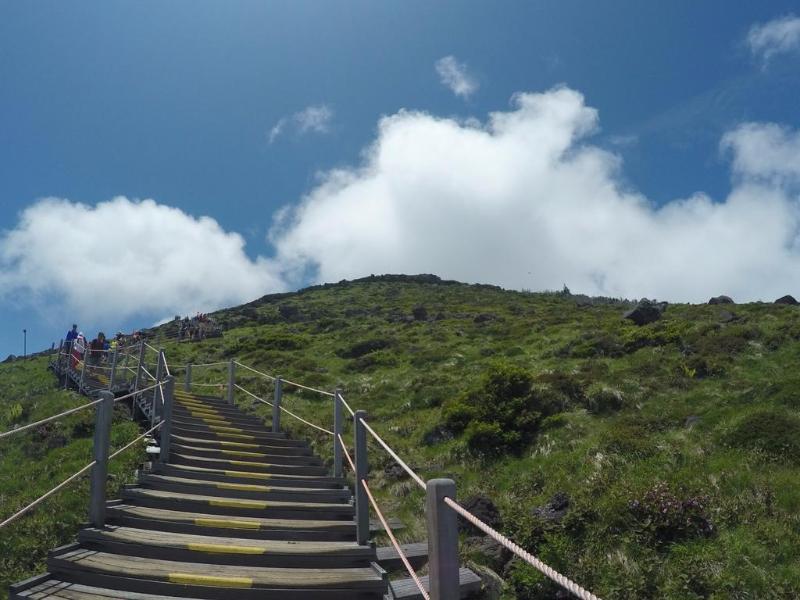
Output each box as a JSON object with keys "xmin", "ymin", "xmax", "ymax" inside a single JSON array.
[
  {"xmin": 120, "ymin": 346, "xmax": 130, "ymax": 386},
  {"xmin": 78, "ymin": 344, "xmax": 87, "ymax": 393},
  {"xmin": 185, "ymin": 363, "xmax": 192, "ymax": 392},
  {"xmin": 354, "ymin": 410, "xmax": 369, "ymax": 545},
  {"xmin": 426, "ymin": 478, "xmax": 460, "ymax": 600},
  {"xmin": 272, "ymin": 377, "xmax": 282, "ymax": 433},
  {"xmin": 108, "ymin": 347, "xmax": 119, "ymax": 391},
  {"xmin": 133, "ymin": 340, "xmax": 145, "ymax": 393},
  {"xmin": 333, "ymin": 387, "xmax": 343, "ymax": 478},
  {"xmin": 89, "ymin": 391, "xmax": 114, "ymax": 527},
  {"xmin": 151, "ymin": 350, "xmax": 164, "ymax": 426},
  {"xmin": 159, "ymin": 376, "xmax": 175, "ymax": 463},
  {"xmin": 227, "ymin": 359, "xmax": 235, "ymax": 404}
]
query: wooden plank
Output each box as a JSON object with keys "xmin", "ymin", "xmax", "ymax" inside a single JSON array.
[
  {"xmin": 375, "ymin": 542, "xmax": 428, "ymax": 571},
  {"xmin": 169, "ymin": 434, "xmax": 311, "ymax": 455},
  {"xmin": 49, "ymin": 549, "xmax": 385, "ymax": 589},
  {"xmin": 169, "ymin": 452, "xmax": 328, "ymax": 476},
  {"xmin": 154, "ymin": 463, "xmax": 344, "ymax": 488},
  {"xmin": 15, "ymin": 578, "xmax": 202, "ymax": 599},
  {"xmin": 386, "ymin": 567, "xmax": 481, "ymax": 599},
  {"xmin": 167, "ymin": 444, "xmax": 322, "ymax": 466}
]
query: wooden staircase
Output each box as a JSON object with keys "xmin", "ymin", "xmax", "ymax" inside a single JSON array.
[{"xmin": 11, "ymin": 391, "xmax": 395, "ymax": 599}]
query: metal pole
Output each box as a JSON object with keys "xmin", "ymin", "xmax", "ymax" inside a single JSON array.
[
  {"xmin": 333, "ymin": 387, "xmax": 343, "ymax": 478},
  {"xmin": 159, "ymin": 376, "xmax": 175, "ymax": 463},
  {"xmin": 151, "ymin": 350, "xmax": 164, "ymax": 426},
  {"xmin": 227, "ymin": 359, "xmax": 235, "ymax": 404},
  {"xmin": 64, "ymin": 340, "xmax": 71, "ymax": 389},
  {"xmin": 272, "ymin": 377, "xmax": 282, "ymax": 433},
  {"xmin": 78, "ymin": 342, "xmax": 87, "ymax": 393},
  {"xmin": 354, "ymin": 409, "xmax": 369, "ymax": 545},
  {"xmin": 89, "ymin": 391, "xmax": 114, "ymax": 527},
  {"xmin": 108, "ymin": 347, "xmax": 119, "ymax": 391},
  {"xmin": 133, "ymin": 340, "xmax": 145, "ymax": 393},
  {"xmin": 185, "ymin": 363, "xmax": 192, "ymax": 392},
  {"xmin": 426, "ymin": 478, "xmax": 460, "ymax": 599}
]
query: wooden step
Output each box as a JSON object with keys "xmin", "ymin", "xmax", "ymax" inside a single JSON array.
[
  {"xmin": 10, "ymin": 575, "xmax": 202, "ymax": 599},
  {"xmin": 78, "ymin": 526, "xmax": 375, "ymax": 568},
  {"xmin": 121, "ymin": 487, "xmax": 354, "ymax": 520},
  {"xmin": 170, "ymin": 452, "xmax": 328, "ymax": 476},
  {"xmin": 153, "ymin": 463, "xmax": 345, "ymax": 489},
  {"xmin": 136, "ymin": 473, "xmax": 350, "ymax": 503},
  {"xmin": 49, "ymin": 548, "xmax": 387, "ymax": 599},
  {"xmin": 172, "ymin": 407, "xmax": 267, "ymax": 428},
  {"xmin": 170, "ymin": 425, "xmax": 306, "ymax": 447},
  {"xmin": 169, "ymin": 418, "xmax": 281, "ymax": 438},
  {"xmin": 106, "ymin": 504, "xmax": 357, "ymax": 541},
  {"xmin": 386, "ymin": 567, "xmax": 482, "ymax": 599},
  {"xmin": 170, "ymin": 434, "xmax": 312, "ymax": 456},
  {"xmin": 169, "ymin": 443, "xmax": 322, "ymax": 466},
  {"xmin": 375, "ymin": 542, "xmax": 428, "ymax": 572}
]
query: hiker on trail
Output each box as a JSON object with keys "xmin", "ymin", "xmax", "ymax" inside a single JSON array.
[
  {"xmin": 71, "ymin": 333, "xmax": 86, "ymax": 369},
  {"xmin": 65, "ymin": 324, "xmax": 78, "ymax": 343},
  {"xmin": 88, "ymin": 332, "xmax": 106, "ymax": 367}
]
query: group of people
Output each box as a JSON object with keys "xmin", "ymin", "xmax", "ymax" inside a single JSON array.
[
  {"xmin": 177, "ymin": 313, "xmax": 219, "ymax": 341},
  {"xmin": 64, "ymin": 324, "xmax": 138, "ymax": 371}
]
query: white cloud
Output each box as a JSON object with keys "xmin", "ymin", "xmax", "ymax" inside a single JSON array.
[
  {"xmin": 0, "ymin": 197, "xmax": 285, "ymax": 321},
  {"xmin": 270, "ymin": 86, "xmax": 800, "ymax": 303},
  {"xmin": 435, "ymin": 56, "xmax": 478, "ymax": 99},
  {"xmin": 747, "ymin": 15, "xmax": 800, "ymax": 64},
  {"xmin": 268, "ymin": 105, "xmax": 333, "ymax": 143}
]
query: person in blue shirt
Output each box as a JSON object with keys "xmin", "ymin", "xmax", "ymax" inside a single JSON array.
[{"xmin": 65, "ymin": 324, "xmax": 78, "ymax": 342}]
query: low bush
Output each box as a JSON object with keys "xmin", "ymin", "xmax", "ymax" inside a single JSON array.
[
  {"xmin": 724, "ymin": 409, "xmax": 800, "ymax": 462},
  {"xmin": 628, "ymin": 482, "xmax": 714, "ymax": 546},
  {"xmin": 585, "ymin": 385, "xmax": 625, "ymax": 415}
]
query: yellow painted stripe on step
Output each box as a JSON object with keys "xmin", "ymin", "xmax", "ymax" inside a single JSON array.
[
  {"xmin": 187, "ymin": 542, "xmax": 265, "ymax": 555},
  {"xmin": 209, "ymin": 498, "xmax": 268, "ymax": 509},
  {"xmin": 168, "ymin": 573, "xmax": 252, "ymax": 588},
  {"xmin": 209, "ymin": 425, "xmax": 244, "ymax": 433},
  {"xmin": 195, "ymin": 517, "xmax": 261, "ymax": 529},
  {"xmin": 216, "ymin": 432, "xmax": 255, "ymax": 440},
  {"xmin": 226, "ymin": 470, "xmax": 271, "ymax": 480},
  {"xmin": 217, "ymin": 482, "xmax": 268, "ymax": 492},
  {"xmin": 218, "ymin": 440, "xmax": 259, "ymax": 448},
  {"xmin": 221, "ymin": 449, "xmax": 264, "ymax": 458},
  {"xmin": 228, "ymin": 459, "xmax": 263, "ymax": 466},
  {"xmin": 197, "ymin": 416, "xmax": 232, "ymax": 425}
]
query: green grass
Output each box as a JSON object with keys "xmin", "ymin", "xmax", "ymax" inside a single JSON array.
[
  {"xmin": 4, "ymin": 275, "xmax": 800, "ymax": 598},
  {"xmin": 0, "ymin": 357, "xmax": 146, "ymax": 597}
]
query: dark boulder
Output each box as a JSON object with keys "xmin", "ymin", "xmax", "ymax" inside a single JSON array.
[
  {"xmin": 775, "ymin": 295, "xmax": 799, "ymax": 305},
  {"xmin": 623, "ymin": 299, "xmax": 667, "ymax": 326},
  {"xmin": 458, "ymin": 494, "xmax": 503, "ymax": 534},
  {"xmin": 708, "ymin": 295, "xmax": 734, "ymax": 305},
  {"xmin": 277, "ymin": 304, "xmax": 301, "ymax": 321},
  {"xmin": 422, "ymin": 424, "xmax": 453, "ymax": 446},
  {"xmin": 383, "ymin": 462, "xmax": 408, "ymax": 481},
  {"xmin": 466, "ymin": 536, "xmax": 512, "ymax": 572},
  {"xmin": 718, "ymin": 310, "xmax": 738, "ymax": 323},
  {"xmin": 531, "ymin": 491, "xmax": 570, "ymax": 523},
  {"xmin": 411, "ymin": 305, "xmax": 428, "ymax": 321},
  {"xmin": 474, "ymin": 313, "xmax": 499, "ymax": 324}
]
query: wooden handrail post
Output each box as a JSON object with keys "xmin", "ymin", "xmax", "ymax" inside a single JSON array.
[
  {"xmin": 272, "ymin": 377, "xmax": 282, "ymax": 433},
  {"xmin": 108, "ymin": 347, "xmax": 119, "ymax": 391},
  {"xmin": 354, "ymin": 409, "xmax": 369, "ymax": 545},
  {"xmin": 89, "ymin": 391, "xmax": 114, "ymax": 528},
  {"xmin": 426, "ymin": 478, "xmax": 460, "ymax": 600},
  {"xmin": 333, "ymin": 388, "xmax": 343, "ymax": 478},
  {"xmin": 185, "ymin": 363, "xmax": 192, "ymax": 392},
  {"xmin": 151, "ymin": 350, "xmax": 164, "ymax": 426},
  {"xmin": 133, "ymin": 340, "xmax": 145, "ymax": 393},
  {"xmin": 159, "ymin": 376, "xmax": 175, "ymax": 463},
  {"xmin": 227, "ymin": 359, "xmax": 235, "ymax": 404}
]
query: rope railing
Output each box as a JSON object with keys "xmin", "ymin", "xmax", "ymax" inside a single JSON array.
[
  {"xmin": 337, "ymin": 434, "xmax": 429, "ymax": 600},
  {"xmin": 359, "ymin": 418, "xmax": 426, "ymax": 490},
  {"xmin": 188, "ymin": 381, "xmax": 225, "ymax": 388},
  {"xmin": 280, "ymin": 377, "xmax": 334, "ymax": 397},
  {"xmin": 234, "ymin": 384, "xmax": 333, "ymax": 435},
  {"xmin": 0, "ymin": 397, "xmax": 104, "ymax": 440},
  {"xmin": 339, "ymin": 393, "xmax": 356, "ymax": 417},
  {"xmin": 443, "ymin": 497, "xmax": 599, "ymax": 600},
  {"xmin": 0, "ymin": 460, "xmax": 97, "ymax": 529},
  {"xmin": 234, "ymin": 361, "xmax": 276, "ymax": 381},
  {"xmin": 108, "ymin": 421, "xmax": 163, "ymax": 460}
]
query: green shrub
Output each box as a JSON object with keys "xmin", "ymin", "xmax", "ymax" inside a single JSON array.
[
  {"xmin": 585, "ymin": 385, "xmax": 625, "ymax": 415},
  {"xmin": 725, "ymin": 409, "xmax": 800, "ymax": 462},
  {"xmin": 628, "ymin": 482, "xmax": 714, "ymax": 546},
  {"xmin": 600, "ymin": 423, "xmax": 653, "ymax": 457}
]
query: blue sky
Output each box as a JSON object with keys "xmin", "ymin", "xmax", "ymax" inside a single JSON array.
[{"xmin": 2, "ymin": 1, "xmax": 800, "ymax": 357}]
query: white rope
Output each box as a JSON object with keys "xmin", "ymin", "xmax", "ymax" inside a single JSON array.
[
  {"xmin": 115, "ymin": 381, "xmax": 161, "ymax": 403},
  {"xmin": 109, "ymin": 421, "xmax": 163, "ymax": 460},
  {"xmin": 190, "ymin": 381, "xmax": 225, "ymax": 388},
  {"xmin": 444, "ymin": 497, "xmax": 600, "ymax": 600},
  {"xmin": 234, "ymin": 384, "xmax": 333, "ymax": 435},
  {"xmin": 337, "ymin": 434, "xmax": 355, "ymax": 471},
  {"xmin": 281, "ymin": 377, "xmax": 335, "ymax": 397},
  {"xmin": 234, "ymin": 361, "xmax": 276, "ymax": 381},
  {"xmin": 140, "ymin": 366, "xmax": 157, "ymax": 381},
  {"xmin": 192, "ymin": 361, "xmax": 230, "ymax": 368},
  {"xmin": 0, "ymin": 460, "xmax": 96, "ymax": 529},
  {"xmin": 359, "ymin": 418, "xmax": 426, "ymax": 490},
  {"xmin": 143, "ymin": 342, "xmax": 159, "ymax": 354},
  {"xmin": 339, "ymin": 393, "xmax": 355, "ymax": 417},
  {"xmin": 0, "ymin": 398, "xmax": 104, "ymax": 440}
]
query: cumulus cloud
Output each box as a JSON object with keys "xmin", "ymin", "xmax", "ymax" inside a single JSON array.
[
  {"xmin": 268, "ymin": 105, "xmax": 334, "ymax": 143},
  {"xmin": 0, "ymin": 197, "xmax": 284, "ymax": 321},
  {"xmin": 747, "ymin": 15, "xmax": 800, "ymax": 64},
  {"xmin": 270, "ymin": 86, "xmax": 800, "ymax": 303},
  {"xmin": 435, "ymin": 56, "xmax": 478, "ymax": 99}
]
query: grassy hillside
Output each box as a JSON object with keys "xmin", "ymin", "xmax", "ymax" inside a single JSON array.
[
  {"xmin": 143, "ymin": 275, "xmax": 800, "ymax": 599},
  {"xmin": 3, "ymin": 275, "xmax": 800, "ymax": 598},
  {"xmin": 0, "ymin": 357, "xmax": 144, "ymax": 596}
]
